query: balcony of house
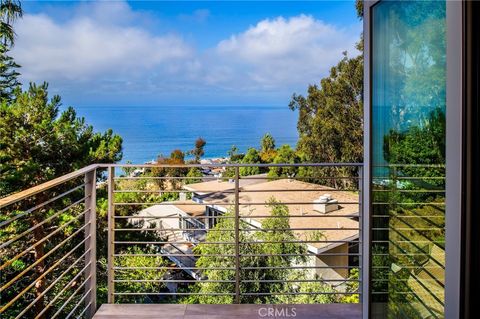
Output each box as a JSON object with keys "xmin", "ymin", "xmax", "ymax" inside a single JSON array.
[{"xmin": 0, "ymin": 163, "xmax": 364, "ymax": 319}]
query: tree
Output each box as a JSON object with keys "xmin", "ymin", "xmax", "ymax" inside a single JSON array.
[
  {"xmin": 189, "ymin": 198, "xmax": 309, "ymax": 304},
  {"xmin": 289, "ymin": 52, "xmax": 363, "ymax": 188},
  {"xmin": 259, "ymin": 133, "xmax": 277, "ymax": 164},
  {"xmin": 0, "ymin": 83, "xmax": 123, "ymax": 196},
  {"xmin": 122, "ymin": 160, "xmax": 135, "ymax": 176},
  {"xmin": 170, "ymin": 149, "xmax": 185, "ymax": 162},
  {"xmin": 0, "ymin": 45, "xmax": 19, "ymax": 101},
  {"xmin": 227, "ymin": 145, "xmax": 244, "ymax": 163},
  {"xmin": 276, "ymin": 278, "xmax": 337, "ymax": 304},
  {"xmin": 151, "ymin": 149, "xmax": 187, "ymax": 190},
  {"xmin": 0, "ymin": 83, "xmax": 123, "ymax": 318},
  {"xmin": 384, "ymin": 108, "xmax": 445, "ymax": 185},
  {"xmin": 355, "ymin": 0, "xmax": 363, "ymax": 20},
  {"xmin": 288, "ymin": 0, "xmax": 363, "ymax": 189},
  {"xmin": 111, "ymin": 246, "xmax": 169, "ymax": 303},
  {"xmin": 0, "ymin": 0, "xmax": 22, "ymax": 102},
  {"xmin": 227, "ymin": 145, "xmax": 238, "ymax": 158},
  {"xmin": 186, "ymin": 167, "xmax": 203, "ymax": 184},
  {"xmin": 260, "ymin": 133, "xmax": 275, "ymax": 153},
  {"xmin": 0, "ymin": 0, "xmax": 22, "ymax": 47},
  {"xmin": 268, "ymin": 144, "xmax": 300, "ymax": 178},
  {"xmin": 189, "ymin": 137, "xmax": 206, "ymax": 163},
  {"xmin": 240, "ymin": 147, "xmax": 261, "ymax": 176}
]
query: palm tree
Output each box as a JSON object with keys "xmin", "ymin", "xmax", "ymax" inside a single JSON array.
[
  {"xmin": 0, "ymin": 0, "xmax": 22, "ymax": 47},
  {"xmin": 0, "ymin": 0, "xmax": 22, "ymax": 101}
]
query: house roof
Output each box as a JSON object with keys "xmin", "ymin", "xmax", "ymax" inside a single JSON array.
[
  {"xmin": 184, "ymin": 178, "xmax": 360, "ymax": 252},
  {"xmin": 134, "ymin": 201, "xmax": 206, "ymax": 218},
  {"xmin": 183, "ymin": 174, "xmax": 268, "ymax": 195}
]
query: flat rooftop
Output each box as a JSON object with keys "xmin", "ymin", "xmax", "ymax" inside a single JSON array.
[
  {"xmin": 182, "ymin": 179, "xmax": 360, "ymax": 252},
  {"xmin": 183, "ymin": 174, "xmax": 268, "ymax": 195}
]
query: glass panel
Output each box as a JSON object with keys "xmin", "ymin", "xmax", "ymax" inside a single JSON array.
[{"xmin": 371, "ymin": 1, "xmax": 446, "ymax": 318}]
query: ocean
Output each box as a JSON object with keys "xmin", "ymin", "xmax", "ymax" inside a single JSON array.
[{"xmin": 73, "ymin": 105, "xmax": 299, "ymax": 164}]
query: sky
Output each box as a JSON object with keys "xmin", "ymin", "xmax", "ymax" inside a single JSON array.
[{"xmin": 13, "ymin": 1, "xmax": 362, "ymax": 107}]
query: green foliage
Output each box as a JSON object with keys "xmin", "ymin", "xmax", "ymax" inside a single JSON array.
[
  {"xmin": 227, "ymin": 145, "xmax": 244, "ymax": 163},
  {"xmin": 0, "ymin": 44, "xmax": 19, "ymax": 101},
  {"xmin": 240, "ymin": 148, "xmax": 261, "ymax": 176},
  {"xmin": 260, "ymin": 149, "xmax": 277, "ymax": 164},
  {"xmin": 0, "ymin": 0, "xmax": 22, "ymax": 102},
  {"xmin": 227, "ymin": 145, "xmax": 238, "ymax": 158},
  {"xmin": 384, "ymin": 108, "xmax": 445, "ymax": 187},
  {"xmin": 186, "ymin": 210, "xmax": 239, "ymax": 304},
  {"xmin": 258, "ymin": 198, "xmax": 306, "ymax": 263},
  {"xmin": 186, "ymin": 167, "xmax": 203, "ymax": 184},
  {"xmin": 10, "ymin": 259, "xmax": 25, "ymax": 271},
  {"xmin": 259, "ymin": 133, "xmax": 277, "ymax": 164},
  {"xmin": 0, "ymin": 3, "xmax": 123, "ymax": 317},
  {"xmin": 260, "ymin": 133, "xmax": 275, "ymax": 153},
  {"xmin": 307, "ymin": 230, "xmax": 326, "ymax": 242},
  {"xmin": 289, "ymin": 52, "xmax": 363, "ymax": 188},
  {"xmin": 341, "ymin": 268, "xmax": 360, "ymax": 303},
  {"xmin": 276, "ymin": 277, "xmax": 337, "ymax": 304},
  {"xmin": 114, "ymin": 179, "xmax": 179, "ymax": 216},
  {"xmin": 0, "ymin": 0, "xmax": 22, "ymax": 47},
  {"xmin": 113, "ymin": 246, "xmax": 169, "ymax": 300},
  {"xmin": 187, "ymin": 198, "xmax": 343, "ymax": 305},
  {"xmin": 121, "ymin": 160, "xmax": 136, "ymax": 176},
  {"xmin": 268, "ymin": 144, "xmax": 300, "ymax": 178},
  {"xmin": 0, "ymin": 83, "xmax": 123, "ymax": 196},
  {"xmin": 355, "ymin": 0, "xmax": 363, "ymax": 19}
]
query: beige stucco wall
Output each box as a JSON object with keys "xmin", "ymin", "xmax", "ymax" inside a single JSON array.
[{"xmin": 313, "ymin": 244, "xmax": 350, "ymax": 282}]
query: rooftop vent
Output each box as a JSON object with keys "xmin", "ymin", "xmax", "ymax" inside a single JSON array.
[{"xmin": 313, "ymin": 194, "xmax": 339, "ymax": 214}]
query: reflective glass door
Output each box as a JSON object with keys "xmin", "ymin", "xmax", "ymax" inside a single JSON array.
[{"xmin": 370, "ymin": 1, "xmax": 446, "ymax": 318}]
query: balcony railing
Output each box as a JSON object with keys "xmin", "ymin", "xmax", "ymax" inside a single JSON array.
[{"xmin": 0, "ymin": 163, "xmax": 363, "ymax": 319}]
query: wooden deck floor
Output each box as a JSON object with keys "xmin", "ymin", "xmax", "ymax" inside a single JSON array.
[{"xmin": 93, "ymin": 304, "xmax": 362, "ymax": 319}]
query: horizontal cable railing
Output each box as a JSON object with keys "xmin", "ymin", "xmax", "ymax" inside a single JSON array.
[
  {"xmin": 1, "ymin": 162, "xmax": 363, "ymax": 318},
  {"xmin": 370, "ymin": 164, "xmax": 446, "ymax": 319},
  {"xmin": 106, "ymin": 163, "xmax": 363, "ymax": 305},
  {"xmin": 0, "ymin": 165, "xmax": 98, "ymax": 319}
]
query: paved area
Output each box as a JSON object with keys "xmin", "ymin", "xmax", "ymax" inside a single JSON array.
[{"xmin": 93, "ymin": 304, "xmax": 362, "ymax": 319}]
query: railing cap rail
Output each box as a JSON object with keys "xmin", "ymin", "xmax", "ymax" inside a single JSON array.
[
  {"xmin": 99, "ymin": 163, "xmax": 364, "ymax": 168},
  {"xmin": 0, "ymin": 164, "xmax": 99, "ymax": 209},
  {"xmin": 0, "ymin": 162, "xmax": 365, "ymax": 209}
]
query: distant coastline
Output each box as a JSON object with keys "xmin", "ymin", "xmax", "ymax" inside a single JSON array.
[{"xmin": 73, "ymin": 105, "xmax": 299, "ymax": 164}]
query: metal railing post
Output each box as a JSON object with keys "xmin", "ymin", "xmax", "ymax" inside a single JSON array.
[
  {"xmin": 107, "ymin": 166, "xmax": 115, "ymax": 303},
  {"xmin": 361, "ymin": 161, "xmax": 370, "ymax": 319},
  {"xmin": 357, "ymin": 165, "xmax": 364, "ymax": 307},
  {"xmin": 234, "ymin": 166, "xmax": 241, "ymax": 304},
  {"xmin": 84, "ymin": 169, "xmax": 97, "ymax": 318}
]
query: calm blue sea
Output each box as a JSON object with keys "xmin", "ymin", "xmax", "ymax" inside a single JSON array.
[{"xmin": 72, "ymin": 106, "xmax": 299, "ymax": 164}]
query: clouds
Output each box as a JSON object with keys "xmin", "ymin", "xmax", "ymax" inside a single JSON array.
[
  {"xmin": 219, "ymin": 15, "xmax": 343, "ymax": 60},
  {"xmin": 12, "ymin": 1, "xmax": 361, "ymax": 105},
  {"xmin": 14, "ymin": 2, "xmax": 192, "ymax": 84},
  {"xmin": 214, "ymin": 15, "xmax": 359, "ymax": 89}
]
